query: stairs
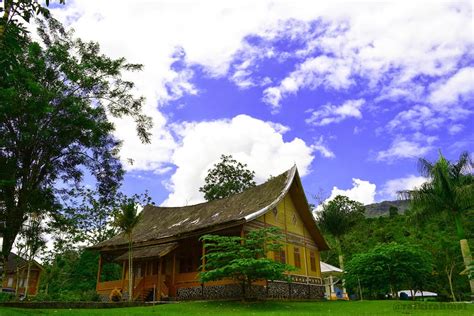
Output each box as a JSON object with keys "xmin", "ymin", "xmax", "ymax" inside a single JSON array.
[
  {"xmin": 132, "ymin": 275, "xmax": 171, "ymax": 301},
  {"xmin": 141, "ymin": 288, "xmax": 154, "ymax": 301}
]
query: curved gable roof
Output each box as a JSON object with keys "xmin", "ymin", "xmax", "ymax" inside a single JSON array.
[{"xmin": 93, "ymin": 165, "xmax": 329, "ymax": 251}]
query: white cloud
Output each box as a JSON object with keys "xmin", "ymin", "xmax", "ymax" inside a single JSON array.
[
  {"xmin": 50, "ymin": 1, "xmax": 473, "ymax": 171},
  {"xmin": 379, "ymin": 175, "xmax": 427, "ymax": 200},
  {"xmin": 386, "ymin": 103, "xmax": 472, "ymax": 134},
  {"xmin": 263, "ymin": 56, "xmax": 354, "ymax": 112},
  {"xmin": 318, "ymin": 179, "xmax": 377, "ymax": 210},
  {"xmin": 311, "ymin": 136, "xmax": 335, "ymax": 158},
  {"xmin": 429, "ymin": 67, "xmax": 474, "ymax": 107},
  {"xmin": 261, "ymin": 2, "xmax": 473, "ymax": 110},
  {"xmin": 376, "ymin": 135, "xmax": 436, "ymax": 162},
  {"xmin": 306, "ymin": 99, "xmax": 365, "ymax": 126},
  {"xmin": 163, "ymin": 114, "xmax": 316, "ymax": 206},
  {"xmin": 387, "ymin": 105, "xmax": 442, "ymax": 131},
  {"xmin": 49, "ymin": 0, "xmax": 324, "ymax": 172},
  {"xmin": 448, "ymin": 124, "xmax": 464, "ymax": 135}
]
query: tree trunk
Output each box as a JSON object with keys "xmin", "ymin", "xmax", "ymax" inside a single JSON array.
[
  {"xmin": 335, "ymin": 237, "xmax": 347, "ymax": 296},
  {"xmin": 128, "ymin": 234, "xmax": 133, "ymax": 302},
  {"xmin": 459, "ymin": 239, "xmax": 474, "ymax": 301},
  {"xmin": 15, "ymin": 267, "xmax": 20, "ymax": 297},
  {"xmin": 445, "ymin": 262, "xmax": 456, "ymax": 302},
  {"xmin": 454, "ymin": 213, "xmax": 474, "ymax": 300},
  {"xmin": 24, "ymin": 259, "xmax": 32, "ymax": 298},
  {"xmin": 0, "ymin": 256, "xmax": 6, "ymax": 291}
]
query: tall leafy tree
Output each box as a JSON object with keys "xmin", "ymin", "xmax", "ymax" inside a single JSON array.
[
  {"xmin": 317, "ymin": 195, "xmax": 365, "ymax": 296},
  {"xmin": 0, "ymin": 17, "xmax": 151, "ymax": 283},
  {"xmin": 199, "ymin": 154, "xmax": 256, "ymax": 201},
  {"xmin": 113, "ymin": 200, "xmax": 142, "ymax": 301},
  {"xmin": 200, "ymin": 227, "xmax": 294, "ymax": 300},
  {"xmin": 345, "ymin": 243, "xmax": 432, "ymax": 299},
  {"xmin": 401, "ymin": 151, "xmax": 474, "ymax": 299},
  {"xmin": 58, "ymin": 190, "xmax": 153, "ymax": 248},
  {"xmin": 317, "ymin": 195, "xmax": 365, "ymax": 272}
]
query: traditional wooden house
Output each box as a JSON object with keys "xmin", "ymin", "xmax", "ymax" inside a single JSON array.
[
  {"xmin": 92, "ymin": 166, "xmax": 329, "ymax": 301},
  {"xmin": 1, "ymin": 252, "xmax": 43, "ymax": 296}
]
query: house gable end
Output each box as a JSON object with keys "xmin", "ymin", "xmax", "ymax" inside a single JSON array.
[{"xmin": 251, "ymin": 169, "xmax": 329, "ymax": 251}]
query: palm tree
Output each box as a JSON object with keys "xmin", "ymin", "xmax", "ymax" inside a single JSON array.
[
  {"xmin": 317, "ymin": 195, "xmax": 365, "ymax": 297},
  {"xmin": 401, "ymin": 151, "xmax": 474, "ymax": 300},
  {"xmin": 114, "ymin": 201, "xmax": 141, "ymax": 302}
]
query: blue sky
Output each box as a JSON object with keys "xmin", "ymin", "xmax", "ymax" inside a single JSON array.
[{"xmin": 52, "ymin": 1, "xmax": 474, "ymax": 207}]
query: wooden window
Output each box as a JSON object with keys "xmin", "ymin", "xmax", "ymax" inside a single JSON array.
[
  {"xmin": 161, "ymin": 259, "xmax": 167, "ymax": 274},
  {"xmin": 150, "ymin": 262, "xmax": 155, "ymax": 275},
  {"xmin": 136, "ymin": 263, "xmax": 142, "ymax": 277},
  {"xmin": 179, "ymin": 256, "xmax": 194, "ymax": 273},
  {"xmin": 274, "ymin": 249, "xmax": 286, "ymax": 264},
  {"xmin": 310, "ymin": 251, "xmax": 316, "ymax": 272},
  {"xmin": 152, "ymin": 261, "xmax": 159, "ymax": 275},
  {"xmin": 294, "ymin": 247, "xmax": 301, "ymax": 268}
]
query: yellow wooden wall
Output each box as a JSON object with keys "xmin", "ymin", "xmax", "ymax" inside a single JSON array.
[{"xmin": 255, "ymin": 193, "xmax": 321, "ymax": 278}]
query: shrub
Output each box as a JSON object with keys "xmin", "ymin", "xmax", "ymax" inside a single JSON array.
[
  {"xmin": 30, "ymin": 290, "xmax": 100, "ymax": 302},
  {"xmin": 0, "ymin": 292, "xmax": 15, "ymax": 302}
]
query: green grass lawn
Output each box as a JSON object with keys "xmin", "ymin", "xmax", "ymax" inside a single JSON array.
[{"xmin": 0, "ymin": 300, "xmax": 472, "ymax": 316}]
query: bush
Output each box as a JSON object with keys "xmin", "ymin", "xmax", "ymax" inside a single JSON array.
[
  {"xmin": 30, "ymin": 290, "xmax": 100, "ymax": 302},
  {"xmin": 30, "ymin": 292, "xmax": 52, "ymax": 302},
  {"xmin": 0, "ymin": 292, "xmax": 15, "ymax": 302}
]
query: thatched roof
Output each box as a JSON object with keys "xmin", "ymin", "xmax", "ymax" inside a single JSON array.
[
  {"xmin": 93, "ymin": 165, "xmax": 329, "ymax": 251},
  {"xmin": 114, "ymin": 242, "xmax": 178, "ymax": 261}
]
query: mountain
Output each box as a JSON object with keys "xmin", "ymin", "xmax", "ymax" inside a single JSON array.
[{"xmin": 364, "ymin": 200, "xmax": 411, "ymax": 217}]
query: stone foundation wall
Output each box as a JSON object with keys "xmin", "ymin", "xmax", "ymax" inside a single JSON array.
[{"xmin": 176, "ymin": 281, "xmax": 325, "ymax": 301}]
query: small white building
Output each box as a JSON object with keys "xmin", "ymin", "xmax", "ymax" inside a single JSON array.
[{"xmin": 320, "ymin": 261, "xmax": 345, "ymax": 300}]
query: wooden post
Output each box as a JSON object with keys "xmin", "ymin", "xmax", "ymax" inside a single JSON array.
[
  {"xmin": 171, "ymin": 252, "xmax": 176, "ymax": 297},
  {"xmin": 157, "ymin": 259, "xmax": 162, "ymax": 301},
  {"xmin": 302, "ymin": 229, "xmax": 309, "ymax": 281},
  {"xmin": 201, "ymin": 241, "xmax": 206, "ymax": 271},
  {"xmin": 144, "ymin": 261, "xmax": 148, "ymax": 291},
  {"xmin": 201, "ymin": 241, "xmax": 206, "ymax": 298},
  {"xmin": 96, "ymin": 254, "xmax": 102, "ymax": 288},
  {"xmin": 121, "ymin": 261, "xmax": 126, "ymax": 291}
]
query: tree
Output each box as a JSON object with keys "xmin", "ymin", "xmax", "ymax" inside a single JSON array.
[
  {"xmin": 199, "ymin": 155, "xmax": 256, "ymax": 201},
  {"xmin": 199, "ymin": 227, "xmax": 294, "ymax": 300},
  {"xmin": 113, "ymin": 200, "xmax": 142, "ymax": 301},
  {"xmin": 317, "ymin": 195, "xmax": 365, "ymax": 297},
  {"xmin": 400, "ymin": 151, "xmax": 474, "ymax": 299},
  {"xmin": 57, "ymin": 190, "xmax": 153, "ymax": 248},
  {"xmin": 0, "ymin": 0, "xmax": 65, "ymax": 38},
  {"xmin": 317, "ymin": 196, "xmax": 365, "ymax": 272},
  {"xmin": 17, "ymin": 212, "xmax": 46, "ymax": 298},
  {"xmin": 38, "ymin": 248, "xmax": 120, "ymax": 301},
  {"xmin": 345, "ymin": 243, "xmax": 432, "ymax": 299},
  {"xmin": 0, "ymin": 17, "xmax": 151, "ymax": 283}
]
